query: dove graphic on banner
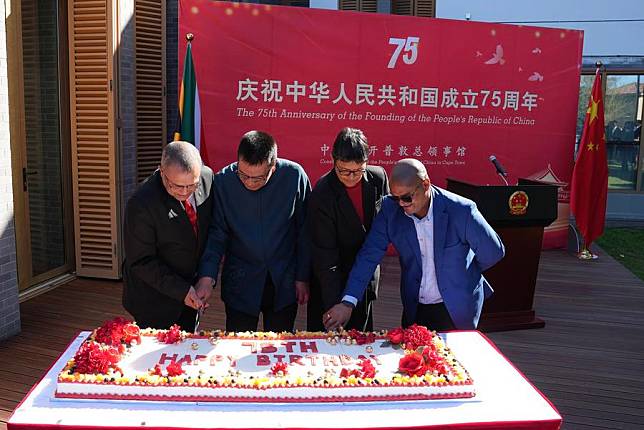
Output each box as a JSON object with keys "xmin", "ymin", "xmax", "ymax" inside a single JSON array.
[{"xmin": 485, "ymin": 45, "xmax": 505, "ymax": 65}]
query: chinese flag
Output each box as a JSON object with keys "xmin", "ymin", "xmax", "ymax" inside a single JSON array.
[{"xmin": 570, "ymin": 69, "xmax": 608, "ymax": 248}]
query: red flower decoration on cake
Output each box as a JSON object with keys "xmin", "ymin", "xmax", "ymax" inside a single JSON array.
[
  {"xmin": 345, "ymin": 329, "xmax": 376, "ymax": 345},
  {"xmin": 94, "ymin": 317, "xmax": 140, "ymax": 347},
  {"xmin": 339, "ymin": 368, "xmax": 361, "ymax": 378},
  {"xmin": 398, "ymin": 352, "xmax": 427, "ymax": 377},
  {"xmin": 359, "ymin": 358, "xmax": 376, "ymax": 379},
  {"xmin": 270, "ymin": 362, "xmax": 289, "ymax": 376},
  {"xmin": 387, "ymin": 327, "xmax": 405, "ymax": 345},
  {"xmin": 402, "ymin": 324, "xmax": 433, "ymax": 350},
  {"xmin": 122, "ymin": 323, "xmax": 141, "ymax": 345},
  {"xmin": 165, "ymin": 361, "xmax": 184, "ymax": 377},
  {"xmin": 421, "ymin": 348, "xmax": 450, "ymax": 375},
  {"xmin": 156, "ymin": 324, "xmax": 183, "ymax": 344},
  {"xmin": 73, "ymin": 341, "xmax": 121, "ymax": 374}
]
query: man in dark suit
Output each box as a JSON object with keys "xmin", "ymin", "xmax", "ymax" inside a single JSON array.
[
  {"xmin": 122, "ymin": 141, "xmax": 214, "ymax": 331},
  {"xmin": 195, "ymin": 131, "xmax": 311, "ymax": 332},
  {"xmin": 324, "ymin": 158, "xmax": 504, "ymax": 331},
  {"xmin": 307, "ymin": 128, "xmax": 389, "ymax": 331}
]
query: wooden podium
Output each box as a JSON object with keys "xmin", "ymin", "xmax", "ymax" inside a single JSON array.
[{"xmin": 446, "ymin": 178, "xmax": 558, "ymax": 332}]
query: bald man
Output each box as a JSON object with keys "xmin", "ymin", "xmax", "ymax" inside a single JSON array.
[{"xmin": 324, "ymin": 158, "xmax": 504, "ymax": 331}]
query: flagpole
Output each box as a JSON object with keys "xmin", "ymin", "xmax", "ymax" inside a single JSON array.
[
  {"xmin": 578, "ymin": 244, "xmax": 598, "ymax": 260},
  {"xmin": 596, "ymin": 60, "xmax": 605, "ymax": 97},
  {"xmin": 174, "ymin": 34, "xmax": 196, "ymax": 142}
]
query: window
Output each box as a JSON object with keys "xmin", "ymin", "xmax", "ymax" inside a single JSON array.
[{"xmin": 577, "ymin": 73, "xmax": 644, "ymax": 191}]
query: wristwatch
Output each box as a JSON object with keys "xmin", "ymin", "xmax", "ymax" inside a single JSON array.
[{"xmin": 341, "ymin": 300, "xmax": 355, "ymax": 309}]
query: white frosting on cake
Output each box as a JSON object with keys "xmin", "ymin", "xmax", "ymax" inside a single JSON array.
[
  {"xmin": 56, "ymin": 381, "xmax": 472, "ymax": 400},
  {"xmin": 56, "ymin": 334, "xmax": 474, "ymax": 402}
]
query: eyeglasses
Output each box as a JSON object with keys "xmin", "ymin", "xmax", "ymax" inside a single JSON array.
[
  {"xmin": 389, "ymin": 185, "xmax": 422, "ymax": 204},
  {"xmin": 335, "ymin": 165, "xmax": 367, "ymax": 178},
  {"xmin": 237, "ymin": 167, "xmax": 273, "ymax": 184},
  {"xmin": 161, "ymin": 172, "xmax": 200, "ymax": 192}
]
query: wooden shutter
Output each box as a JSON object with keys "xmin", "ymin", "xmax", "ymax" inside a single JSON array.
[
  {"xmin": 135, "ymin": 0, "xmax": 166, "ymax": 182},
  {"xmin": 392, "ymin": 0, "xmax": 435, "ymax": 17},
  {"xmin": 339, "ymin": 0, "xmax": 358, "ymax": 11},
  {"xmin": 360, "ymin": 0, "xmax": 377, "ymax": 13},
  {"xmin": 339, "ymin": 0, "xmax": 376, "ymax": 12},
  {"xmin": 414, "ymin": 0, "xmax": 435, "ymax": 17},
  {"xmin": 68, "ymin": 0, "xmax": 119, "ymax": 278},
  {"xmin": 279, "ymin": 0, "xmax": 310, "ymax": 7},
  {"xmin": 391, "ymin": 0, "xmax": 412, "ymax": 16}
]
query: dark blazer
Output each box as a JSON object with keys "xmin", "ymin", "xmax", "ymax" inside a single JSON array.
[
  {"xmin": 197, "ymin": 159, "xmax": 311, "ymax": 316},
  {"xmin": 122, "ymin": 167, "xmax": 214, "ymax": 329},
  {"xmin": 343, "ymin": 186, "xmax": 505, "ymax": 329},
  {"xmin": 307, "ymin": 166, "xmax": 389, "ymax": 330}
]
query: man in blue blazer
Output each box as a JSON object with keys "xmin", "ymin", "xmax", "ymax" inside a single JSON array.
[{"xmin": 324, "ymin": 158, "xmax": 504, "ymax": 331}]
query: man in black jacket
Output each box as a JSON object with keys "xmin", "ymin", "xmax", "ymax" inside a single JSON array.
[
  {"xmin": 122, "ymin": 141, "xmax": 214, "ymax": 331},
  {"xmin": 307, "ymin": 128, "xmax": 389, "ymax": 331}
]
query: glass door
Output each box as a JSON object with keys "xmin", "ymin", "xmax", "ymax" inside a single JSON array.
[{"xmin": 11, "ymin": 0, "xmax": 73, "ymax": 290}]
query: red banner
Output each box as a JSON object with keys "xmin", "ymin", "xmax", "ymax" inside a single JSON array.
[{"xmin": 179, "ymin": 1, "xmax": 583, "ymax": 248}]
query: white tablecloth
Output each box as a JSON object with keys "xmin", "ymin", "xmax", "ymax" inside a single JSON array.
[{"xmin": 9, "ymin": 331, "xmax": 561, "ymax": 429}]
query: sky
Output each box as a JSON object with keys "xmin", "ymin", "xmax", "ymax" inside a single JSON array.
[
  {"xmin": 309, "ymin": 0, "xmax": 644, "ymax": 56},
  {"xmin": 436, "ymin": 0, "xmax": 644, "ymax": 56}
]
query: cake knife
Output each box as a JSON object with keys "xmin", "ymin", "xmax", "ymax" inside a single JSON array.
[{"xmin": 194, "ymin": 305, "xmax": 204, "ymax": 334}]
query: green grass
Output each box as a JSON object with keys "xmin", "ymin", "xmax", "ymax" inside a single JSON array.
[
  {"xmin": 608, "ymin": 176, "xmax": 635, "ymax": 188},
  {"xmin": 596, "ymin": 228, "xmax": 644, "ymax": 281}
]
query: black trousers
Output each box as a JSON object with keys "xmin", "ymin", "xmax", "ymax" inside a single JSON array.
[
  {"xmin": 403, "ymin": 302, "xmax": 455, "ymax": 331},
  {"xmin": 225, "ymin": 276, "xmax": 297, "ymax": 332}
]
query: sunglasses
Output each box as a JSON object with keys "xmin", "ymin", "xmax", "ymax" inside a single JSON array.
[{"xmin": 389, "ymin": 184, "xmax": 422, "ymax": 204}]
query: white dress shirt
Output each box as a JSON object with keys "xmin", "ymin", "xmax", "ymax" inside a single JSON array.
[
  {"xmin": 406, "ymin": 197, "xmax": 443, "ymax": 304},
  {"xmin": 342, "ymin": 197, "xmax": 443, "ymax": 307}
]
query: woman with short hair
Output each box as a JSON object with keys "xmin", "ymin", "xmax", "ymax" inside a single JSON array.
[{"xmin": 307, "ymin": 128, "xmax": 389, "ymax": 331}]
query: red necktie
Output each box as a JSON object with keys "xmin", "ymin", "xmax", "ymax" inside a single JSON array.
[{"xmin": 184, "ymin": 199, "xmax": 198, "ymax": 237}]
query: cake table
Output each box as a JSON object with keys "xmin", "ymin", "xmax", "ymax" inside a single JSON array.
[{"xmin": 8, "ymin": 331, "xmax": 561, "ymax": 430}]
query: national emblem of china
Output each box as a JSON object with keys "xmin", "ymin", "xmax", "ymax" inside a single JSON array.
[{"xmin": 509, "ymin": 191, "xmax": 529, "ymax": 215}]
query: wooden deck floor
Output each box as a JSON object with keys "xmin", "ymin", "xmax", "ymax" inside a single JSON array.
[{"xmin": 1, "ymin": 248, "xmax": 643, "ymax": 429}]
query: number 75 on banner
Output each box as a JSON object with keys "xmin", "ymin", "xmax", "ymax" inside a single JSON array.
[{"xmin": 388, "ymin": 36, "xmax": 420, "ymax": 69}]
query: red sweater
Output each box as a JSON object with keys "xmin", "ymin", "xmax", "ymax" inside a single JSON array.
[{"xmin": 345, "ymin": 181, "xmax": 364, "ymax": 225}]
